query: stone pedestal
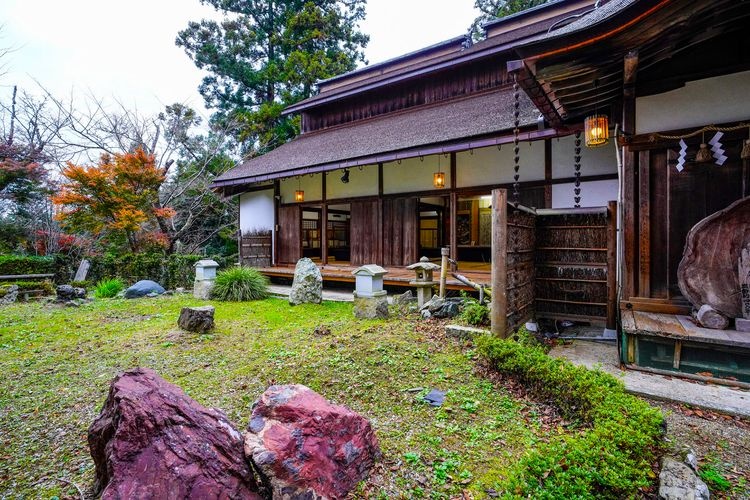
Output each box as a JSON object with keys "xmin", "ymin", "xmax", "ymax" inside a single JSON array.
[
  {"xmin": 193, "ymin": 279, "xmax": 215, "ymax": 300},
  {"xmin": 737, "ymin": 318, "xmax": 750, "ymax": 333},
  {"xmin": 194, "ymin": 259, "xmax": 219, "ymax": 300},
  {"xmin": 353, "ymin": 292, "xmax": 389, "ymax": 319},
  {"xmin": 410, "ymin": 282, "xmax": 435, "ymax": 308}
]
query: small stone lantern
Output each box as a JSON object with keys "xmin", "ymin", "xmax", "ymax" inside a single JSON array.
[
  {"xmin": 352, "ymin": 264, "xmax": 389, "ymax": 319},
  {"xmin": 407, "ymin": 256, "xmax": 440, "ymax": 307},
  {"xmin": 194, "ymin": 259, "xmax": 219, "ymax": 299},
  {"xmin": 353, "ymin": 265, "xmax": 387, "ymax": 298}
]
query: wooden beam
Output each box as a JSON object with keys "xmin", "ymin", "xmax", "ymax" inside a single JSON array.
[
  {"xmin": 606, "ymin": 200, "xmax": 618, "ymax": 330},
  {"xmin": 273, "ymin": 180, "xmax": 280, "ymax": 266},
  {"xmin": 378, "ymin": 162, "xmax": 384, "ymax": 197},
  {"xmin": 450, "ymin": 152, "xmax": 457, "ymax": 190},
  {"xmin": 321, "ymin": 173, "xmax": 328, "ymax": 265},
  {"xmin": 491, "ymin": 188, "xmax": 508, "ymax": 337},
  {"xmin": 507, "ymin": 60, "xmax": 565, "ymax": 127},
  {"xmin": 638, "ymin": 150, "xmax": 651, "ymax": 298},
  {"xmin": 544, "ymin": 139, "xmax": 552, "ymax": 208},
  {"xmin": 450, "ymin": 191, "xmax": 458, "ymax": 262}
]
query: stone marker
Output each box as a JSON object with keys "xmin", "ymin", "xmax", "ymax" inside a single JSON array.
[
  {"xmin": 88, "ymin": 368, "xmax": 262, "ymax": 499},
  {"xmin": 245, "ymin": 384, "xmax": 380, "ymax": 499},
  {"xmin": 289, "ymin": 257, "xmax": 322, "ymax": 305},
  {"xmin": 124, "ymin": 280, "xmax": 165, "ymax": 299},
  {"xmin": 74, "ymin": 259, "xmax": 90, "ymax": 282},
  {"xmin": 193, "ymin": 259, "xmax": 219, "ymax": 300},
  {"xmin": 178, "ymin": 306, "xmax": 215, "ymax": 333}
]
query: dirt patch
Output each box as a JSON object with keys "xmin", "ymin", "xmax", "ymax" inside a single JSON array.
[{"xmin": 655, "ymin": 400, "xmax": 750, "ymax": 499}]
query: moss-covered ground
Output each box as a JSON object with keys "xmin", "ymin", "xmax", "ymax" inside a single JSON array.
[{"xmin": 2, "ymin": 295, "xmax": 562, "ymax": 498}]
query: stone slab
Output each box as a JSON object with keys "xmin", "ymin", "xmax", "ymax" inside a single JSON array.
[
  {"xmin": 736, "ymin": 318, "xmax": 750, "ymax": 333},
  {"xmin": 445, "ymin": 324, "xmax": 489, "ymax": 340},
  {"xmin": 550, "ymin": 340, "xmax": 750, "ymax": 418}
]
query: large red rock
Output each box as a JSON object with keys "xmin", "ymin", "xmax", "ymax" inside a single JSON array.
[
  {"xmin": 244, "ymin": 385, "xmax": 380, "ymax": 499},
  {"xmin": 88, "ymin": 367, "xmax": 262, "ymax": 500}
]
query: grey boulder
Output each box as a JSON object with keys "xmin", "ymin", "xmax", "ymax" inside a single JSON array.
[
  {"xmin": 659, "ymin": 457, "xmax": 710, "ymax": 500},
  {"xmin": 178, "ymin": 306, "xmax": 215, "ymax": 333},
  {"xmin": 289, "ymin": 258, "xmax": 322, "ymax": 305},
  {"xmin": 124, "ymin": 280, "xmax": 165, "ymax": 299}
]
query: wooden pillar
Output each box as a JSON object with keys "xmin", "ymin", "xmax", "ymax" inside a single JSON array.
[
  {"xmin": 449, "ymin": 191, "xmax": 458, "ymax": 262},
  {"xmin": 606, "ymin": 200, "xmax": 618, "ymax": 330},
  {"xmin": 321, "ymin": 173, "xmax": 328, "ymax": 265},
  {"xmin": 621, "ymin": 51, "xmax": 639, "ymax": 300},
  {"xmin": 544, "ymin": 139, "xmax": 552, "ymax": 208},
  {"xmin": 273, "ymin": 180, "xmax": 280, "ymax": 266},
  {"xmin": 491, "ymin": 188, "xmax": 508, "ymax": 337},
  {"xmin": 449, "ymin": 153, "xmax": 458, "ymax": 262},
  {"xmin": 638, "ymin": 150, "xmax": 651, "ymax": 298}
]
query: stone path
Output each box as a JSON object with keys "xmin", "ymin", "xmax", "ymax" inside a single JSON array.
[
  {"xmin": 268, "ymin": 285, "xmax": 354, "ymax": 302},
  {"xmin": 550, "ymin": 340, "xmax": 750, "ymax": 418}
]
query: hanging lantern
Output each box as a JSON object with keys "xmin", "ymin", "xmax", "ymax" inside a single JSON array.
[
  {"xmin": 433, "ymin": 171, "xmax": 446, "ymax": 189},
  {"xmin": 584, "ymin": 114, "xmax": 609, "ymax": 147},
  {"xmin": 695, "ymin": 142, "xmax": 713, "ymax": 163},
  {"xmin": 294, "ymin": 176, "xmax": 304, "ymax": 202},
  {"xmin": 433, "ymin": 153, "xmax": 446, "ymax": 189}
]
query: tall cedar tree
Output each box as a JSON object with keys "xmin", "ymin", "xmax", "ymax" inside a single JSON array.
[
  {"xmin": 52, "ymin": 149, "xmax": 176, "ymax": 253},
  {"xmin": 469, "ymin": 0, "xmax": 549, "ymax": 40},
  {"xmin": 177, "ymin": 0, "xmax": 369, "ymax": 154}
]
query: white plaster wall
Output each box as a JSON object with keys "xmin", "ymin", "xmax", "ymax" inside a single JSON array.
[
  {"xmin": 280, "ymin": 173, "xmax": 323, "ymax": 203},
  {"xmin": 456, "ymin": 141, "xmax": 545, "ymax": 187},
  {"xmin": 327, "ymin": 164, "xmax": 378, "ymax": 199},
  {"xmin": 551, "ymin": 135, "xmax": 617, "ymax": 178},
  {"xmin": 383, "ymin": 155, "xmax": 451, "ymax": 194},
  {"xmin": 636, "ymin": 71, "xmax": 750, "ymax": 134},
  {"xmin": 551, "ymin": 179, "xmax": 618, "ymax": 208},
  {"xmin": 239, "ymin": 190, "xmax": 275, "ymax": 234}
]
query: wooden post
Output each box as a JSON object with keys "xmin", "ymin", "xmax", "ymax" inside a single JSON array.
[
  {"xmin": 544, "ymin": 139, "xmax": 552, "ymax": 208},
  {"xmin": 439, "ymin": 247, "xmax": 449, "ymax": 298},
  {"xmin": 273, "ymin": 180, "xmax": 280, "ymax": 266},
  {"xmin": 321, "ymin": 174, "xmax": 328, "ymax": 265},
  {"xmin": 491, "ymin": 189, "xmax": 508, "ymax": 337},
  {"xmin": 449, "ymin": 191, "xmax": 458, "ymax": 262},
  {"xmin": 606, "ymin": 200, "xmax": 618, "ymax": 330}
]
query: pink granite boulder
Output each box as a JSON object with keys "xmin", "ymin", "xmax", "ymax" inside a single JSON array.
[
  {"xmin": 88, "ymin": 367, "xmax": 262, "ymax": 499},
  {"xmin": 245, "ymin": 384, "xmax": 380, "ymax": 499}
]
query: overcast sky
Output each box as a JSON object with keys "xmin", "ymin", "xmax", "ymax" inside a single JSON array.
[{"xmin": 0, "ymin": 0, "xmax": 479, "ymax": 119}]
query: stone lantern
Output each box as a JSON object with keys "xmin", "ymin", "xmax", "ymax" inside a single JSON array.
[
  {"xmin": 194, "ymin": 259, "xmax": 219, "ymax": 299},
  {"xmin": 352, "ymin": 264, "xmax": 389, "ymax": 319},
  {"xmin": 407, "ymin": 256, "xmax": 440, "ymax": 307}
]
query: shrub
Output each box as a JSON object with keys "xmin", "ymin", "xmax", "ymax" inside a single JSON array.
[
  {"xmin": 211, "ymin": 267, "xmax": 269, "ymax": 302},
  {"xmin": 0, "ymin": 255, "xmax": 55, "ymax": 276},
  {"xmin": 477, "ymin": 336, "xmax": 664, "ymax": 499},
  {"xmin": 94, "ymin": 278, "xmax": 125, "ymax": 298},
  {"xmin": 460, "ymin": 297, "xmax": 489, "ymax": 326},
  {"xmin": 70, "ymin": 280, "xmax": 90, "ymax": 289}
]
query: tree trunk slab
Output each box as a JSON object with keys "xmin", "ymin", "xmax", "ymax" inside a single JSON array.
[{"xmin": 678, "ymin": 197, "xmax": 750, "ymax": 318}]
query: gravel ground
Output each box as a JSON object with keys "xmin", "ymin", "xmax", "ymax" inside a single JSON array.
[{"xmin": 655, "ymin": 400, "xmax": 750, "ymax": 499}]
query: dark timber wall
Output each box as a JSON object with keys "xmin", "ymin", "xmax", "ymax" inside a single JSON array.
[{"xmin": 240, "ymin": 232, "xmax": 272, "ymax": 268}]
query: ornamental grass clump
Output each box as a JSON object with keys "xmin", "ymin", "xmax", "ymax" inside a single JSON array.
[
  {"xmin": 94, "ymin": 278, "xmax": 125, "ymax": 298},
  {"xmin": 211, "ymin": 267, "xmax": 269, "ymax": 302},
  {"xmin": 477, "ymin": 336, "xmax": 665, "ymax": 499}
]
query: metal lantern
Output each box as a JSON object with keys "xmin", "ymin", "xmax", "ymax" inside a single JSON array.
[
  {"xmin": 433, "ymin": 171, "xmax": 446, "ymax": 189},
  {"xmin": 584, "ymin": 114, "xmax": 609, "ymax": 147},
  {"xmin": 294, "ymin": 190, "xmax": 304, "ymax": 202}
]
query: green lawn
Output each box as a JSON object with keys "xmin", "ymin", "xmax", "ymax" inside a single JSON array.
[{"xmin": 0, "ymin": 295, "xmax": 556, "ymax": 498}]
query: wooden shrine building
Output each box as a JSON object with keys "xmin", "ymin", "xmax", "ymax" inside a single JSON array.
[{"xmin": 213, "ymin": 0, "xmax": 750, "ymax": 382}]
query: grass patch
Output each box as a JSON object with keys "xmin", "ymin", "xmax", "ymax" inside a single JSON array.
[
  {"xmin": 211, "ymin": 266, "xmax": 269, "ymax": 301},
  {"xmin": 94, "ymin": 278, "xmax": 125, "ymax": 298},
  {"xmin": 478, "ymin": 336, "xmax": 664, "ymax": 499},
  {"xmin": 0, "ymin": 296, "xmax": 551, "ymax": 498}
]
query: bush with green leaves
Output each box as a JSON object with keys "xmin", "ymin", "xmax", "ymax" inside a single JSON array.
[
  {"xmin": 460, "ymin": 297, "xmax": 489, "ymax": 326},
  {"xmin": 477, "ymin": 336, "xmax": 664, "ymax": 498},
  {"xmin": 94, "ymin": 278, "xmax": 125, "ymax": 299},
  {"xmin": 0, "ymin": 255, "xmax": 55, "ymax": 276},
  {"xmin": 211, "ymin": 266, "xmax": 269, "ymax": 302}
]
